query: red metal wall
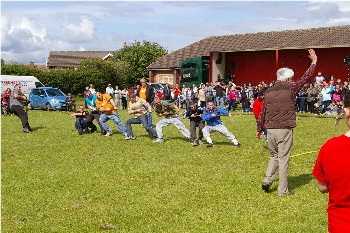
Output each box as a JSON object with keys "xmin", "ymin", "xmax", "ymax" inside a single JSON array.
[{"xmin": 224, "ymin": 47, "xmax": 350, "ymax": 85}]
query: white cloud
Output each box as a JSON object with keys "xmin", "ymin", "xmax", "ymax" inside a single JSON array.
[
  {"xmin": 61, "ymin": 18, "xmax": 95, "ymax": 43},
  {"xmin": 1, "ymin": 1, "xmax": 350, "ymax": 64},
  {"xmin": 1, "ymin": 16, "xmax": 12, "ymax": 49}
]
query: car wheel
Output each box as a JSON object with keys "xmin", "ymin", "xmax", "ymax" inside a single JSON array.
[{"xmin": 46, "ymin": 103, "xmax": 51, "ymax": 111}]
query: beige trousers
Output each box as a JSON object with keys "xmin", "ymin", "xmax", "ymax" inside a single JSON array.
[{"xmin": 263, "ymin": 128, "xmax": 293, "ymax": 196}]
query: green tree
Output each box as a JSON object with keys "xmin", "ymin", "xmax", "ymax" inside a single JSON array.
[
  {"xmin": 78, "ymin": 58, "xmax": 131, "ymax": 91},
  {"xmin": 112, "ymin": 40, "xmax": 168, "ymax": 85}
]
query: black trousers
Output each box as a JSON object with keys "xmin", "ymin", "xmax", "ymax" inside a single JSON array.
[
  {"xmin": 86, "ymin": 111, "xmax": 104, "ymax": 132},
  {"xmin": 10, "ymin": 105, "xmax": 30, "ymax": 129},
  {"xmin": 190, "ymin": 120, "xmax": 205, "ymax": 140}
]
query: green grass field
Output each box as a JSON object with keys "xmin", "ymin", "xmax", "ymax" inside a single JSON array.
[{"xmin": 2, "ymin": 101, "xmax": 346, "ymax": 232}]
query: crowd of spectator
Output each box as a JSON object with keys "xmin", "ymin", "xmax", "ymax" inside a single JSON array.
[{"xmin": 81, "ymin": 72, "xmax": 349, "ymax": 117}]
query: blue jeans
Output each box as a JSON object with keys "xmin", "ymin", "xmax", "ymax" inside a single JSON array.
[
  {"xmin": 147, "ymin": 111, "xmax": 153, "ymax": 128},
  {"xmin": 99, "ymin": 112, "xmax": 126, "ymax": 135},
  {"xmin": 125, "ymin": 114, "xmax": 158, "ymax": 138},
  {"xmin": 215, "ymin": 96, "xmax": 224, "ymax": 107}
]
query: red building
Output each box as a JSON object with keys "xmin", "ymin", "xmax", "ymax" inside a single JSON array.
[{"xmin": 148, "ymin": 25, "xmax": 350, "ymax": 85}]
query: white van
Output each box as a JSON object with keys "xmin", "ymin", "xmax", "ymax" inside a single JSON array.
[{"xmin": 1, "ymin": 75, "xmax": 44, "ymax": 97}]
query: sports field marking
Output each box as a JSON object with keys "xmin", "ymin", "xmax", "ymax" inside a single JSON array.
[
  {"xmin": 197, "ymin": 149, "xmax": 318, "ymax": 157},
  {"xmin": 291, "ymin": 150, "xmax": 318, "ymax": 158}
]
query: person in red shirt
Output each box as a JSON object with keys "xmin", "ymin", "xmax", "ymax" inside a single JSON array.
[
  {"xmin": 312, "ymin": 91, "xmax": 350, "ymax": 233},
  {"xmin": 252, "ymin": 90, "xmax": 267, "ymax": 141},
  {"xmin": 173, "ymin": 83, "xmax": 181, "ymax": 107}
]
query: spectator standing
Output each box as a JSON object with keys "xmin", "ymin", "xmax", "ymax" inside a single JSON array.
[
  {"xmin": 240, "ymin": 88, "xmax": 250, "ymax": 112},
  {"xmin": 214, "ymin": 82, "xmax": 225, "ymax": 108},
  {"xmin": 246, "ymin": 83, "xmax": 254, "ymax": 99},
  {"xmin": 114, "ymin": 86, "xmax": 122, "ymax": 109},
  {"xmin": 89, "ymin": 84, "xmax": 96, "ymax": 95},
  {"xmin": 256, "ymin": 49, "xmax": 317, "ymax": 196},
  {"xmin": 204, "ymin": 82, "xmax": 213, "ymax": 103},
  {"xmin": 192, "ymin": 84, "xmax": 198, "ymax": 94},
  {"xmin": 184, "ymin": 86, "xmax": 194, "ymax": 109},
  {"xmin": 312, "ymin": 91, "xmax": 350, "ymax": 233},
  {"xmin": 227, "ymin": 87, "xmax": 238, "ymax": 111},
  {"xmin": 121, "ymin": 87, "xmax": 128, "ymax": 109},
  {"xmin": 332, "ymin": 84, "xmax": 342, "ymax": 102},
  {"xmin": 105, "ymin": 83, "xmax": 114, "ymax": 96},
  {"xmin": 198, "ymin": 83, "xmax": 206, "ymax": 107},
  {"xmin": 321, "ymin": 83, "xmax": 332, "ymax": 112},
  {"xmin": 173, "ymin": 84, "xmax": 181, "ymax": 106},
  {"xmin": 306, "ymin": 83, "xmax": 319, "ymax": 113},
  {"xmin": 163, "ymin": 83, "xmax": 172, "ymax": 101},
  {"xmin": 297, "ymin": 84, "xmax": 307, "ymax": 113},
  {"xmin": 2, "ymin": 88, "xmax": 11, "ymax": 115},
  {"xmin": 314, "ymin": 71, "xmax": 325, "ymax": 84}
]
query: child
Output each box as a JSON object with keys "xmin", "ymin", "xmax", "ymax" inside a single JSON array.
[
  {"xmin": 253, "ymin": 91, "xmax": 267, "ymax": 141},
  {"xmin": 70, "ymin": 105, "xmax": 90, "ymax": 135}
]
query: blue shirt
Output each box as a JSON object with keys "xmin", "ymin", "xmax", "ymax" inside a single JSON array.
[
  {"xmin": 201, "ymin": 106, "xmax": 229, "ymax": 126},
  {"xmin": 85, "ymin": 95, "xmax": 97, "ymax": 108}
]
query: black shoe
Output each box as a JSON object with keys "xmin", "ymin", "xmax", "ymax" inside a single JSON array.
[
  {"xmin": 234, "ymin": 143, "xmax": 242, "ymax": 148},
  {"xmin": 90, "ymin": 126, "xmax": 97, "ymax": 133},
  {"xmin": 262, "ymin": 182, "xmax": 270, "ymax": 192},
  {"xmin": 78, "ymin": 130, "xmax": 83, "ymax": 135},
  {"xmin": 85, "ymin": 130, "xmax": 91, "ymax": 134},
  {"xmin": 22, "ymin": 128, "xmax": 31, "ymax": 133},
  {"xmin": 99, "ymin": 131, "xmax": 107, "ymax": 136},
  {"xmin": 279, "ymin": 191, "xmax": 295, "ymax": 197},
  {"xmin": 207, "ymin": 143, "xmax": 214, "ymax": 147}
]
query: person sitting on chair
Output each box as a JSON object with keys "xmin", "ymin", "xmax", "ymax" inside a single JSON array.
[{"xmin": 65, "ymin": 93, "xmax": 76, "ymax": 112}]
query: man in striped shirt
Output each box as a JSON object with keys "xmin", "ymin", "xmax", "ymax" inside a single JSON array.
[{"xmin": 124, "ymin": 94, "xmax": 158, "ymax": 140}]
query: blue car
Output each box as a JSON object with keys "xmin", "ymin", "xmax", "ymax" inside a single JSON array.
[{"xmin": 29, "ymin": 87, "xmax": 67, "ymax": 110}]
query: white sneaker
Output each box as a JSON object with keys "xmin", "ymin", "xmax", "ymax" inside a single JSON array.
[
  {"xmin": 105, "ymin": 132, "xmax": 113, "ymax": 136},
  {"xmin": 125, "ymin": 136, "xmax": 136, "ymax": 140},
  {"xmin": 153, "ymin": 138, "xmax": 164, "ymax": 143}
]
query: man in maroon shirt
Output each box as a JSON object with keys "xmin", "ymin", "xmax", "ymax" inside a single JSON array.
[
  {"xmin": 256, "ymin": 49, "xmax": 317, "ymax": 196},
  {"xmin": 312, "ymin": 91, "xmax": 350, "ymax": 233}
]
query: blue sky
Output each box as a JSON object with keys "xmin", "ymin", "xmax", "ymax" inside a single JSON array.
[{"xmin": 1, "ymin": 1, "xmax": 350, "ymax": 64}]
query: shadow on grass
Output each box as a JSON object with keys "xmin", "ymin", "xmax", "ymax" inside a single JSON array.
[
  {"xmin": 270, "ymin": 173, "xmax": 314, "ymax": 192},
  {"xmin": 30, "ymin": 126, "xmax": 46, "ymax": 131},
  {"xmin": 289, "ymin": 173, "xmax": 314, "ymax": 190}
]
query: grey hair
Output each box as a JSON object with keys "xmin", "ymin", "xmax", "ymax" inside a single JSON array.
[{"xmin": 276, "ymin": 68, "xmax": 294, "ymax": 81}]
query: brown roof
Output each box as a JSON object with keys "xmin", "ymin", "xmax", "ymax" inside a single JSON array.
[
  {"xmin": 148, "ymin": 25, "xmax": 350, "ymax": 69},
  {"xmin": 47, "ymin": 51, "xmax": 114, "ymax": 68}
]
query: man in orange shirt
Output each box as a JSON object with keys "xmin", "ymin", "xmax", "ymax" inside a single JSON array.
[{"xmin": 96, "ymin": 92, "xmax": 126, "ymax": 137}]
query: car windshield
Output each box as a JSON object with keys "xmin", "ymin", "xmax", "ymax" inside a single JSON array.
[{"xmin": 46, "ymin": 89, "xmax": 65, "ymax": 97}]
